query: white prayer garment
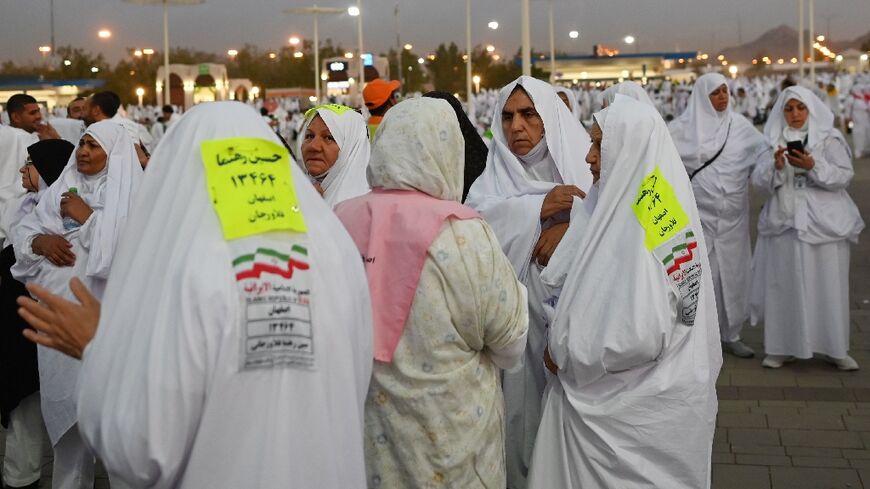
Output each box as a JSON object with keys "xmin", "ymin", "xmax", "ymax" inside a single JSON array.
[
  {"xmin": 528, "ymin": 95, "xmax": 721, "ymax": 489},
  {"xmin": 350, "ymin": 97, "xmax": 529, "ymax": 489},
  {"xmin": 0, "ymin": 125, "xmax": 37, "ymax": 247},
  {"xmin": 298, "ymin": 105, "xmax": 371, "ymax": 207},
  {"xmin": 48, "ymin": 117, "xmax": 86, "ymax": 145},
  {"xmin": 11, "ymin": 120, "xmax": 142, "ymax": 447},
  {"xmin": 751, "ymin": 86, "xmax": 864, "ymax": 359},
  {"xmin": 668, "ymin": 73, "xmax": 771, "ymax": 343},
  {"xmin": 466, "ymin": 75, "xmax": 592, "ymax": 489},
  {"xmin": 554, "ymin": 86, "xmax": 580, "ymax": 116},
  {"xmin": 602, "ymin": 81, "xmax": 657, "ymax": 108},
  {"xmin": 75, "ymin": 102, "xmax": 373, "ymax": 489}
]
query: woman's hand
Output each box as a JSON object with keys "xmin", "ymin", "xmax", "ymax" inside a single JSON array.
[
  {"xmin": 31, "ymin": 234, "xmax": 75, "ymax": 266},
  {"xmin": 774, "ymin": 146, "xmax": 787, "ymax": 171},
  {"xmin": 60, "ymin": 192, "xmax": 93, "ymax": 224},
  {"xmin": 533, "ymin": 222, "xmax": 569, "ymax": 266},
  {"xmin": 785, "ymin": 148, "xmax": 815, "ymax": 171},
  {"xmin": 18, "ymin": 278, "xmax": 100, "ymax": 360},
  {"xmin": 544, "ymin": 347, "xmax": 558, "ymax": 375},
  {"xmin": 541, "ymin": 185, "xmax": 585, "ymax": 220}
]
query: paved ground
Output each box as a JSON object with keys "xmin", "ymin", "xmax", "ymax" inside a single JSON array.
[
  {"xmin": 1, "ymin": 146, "xmax": 869, "ymax": 489},
  {"xmin": 711, "ymin": 147, "xmax": 870, "ymax": 489}
]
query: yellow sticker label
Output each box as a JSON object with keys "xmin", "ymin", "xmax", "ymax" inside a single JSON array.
[
  {"xmin": 200, "ymin": 137, "xmax": 306, "ymax": 240},
  {"xmin": 304, "ymin": 104, "xmax": 354, "ymax": 120},
  {"xmin": 632, "ymin": 166, "xmax": 689, "ymax": 250}
]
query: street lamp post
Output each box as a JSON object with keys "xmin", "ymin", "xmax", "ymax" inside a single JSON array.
[
  {"xmin": 355, "ymin": 1, "xmax": 365, "ymax": 107},
  {"xmin": 548, "ymin": 0, "xmax": 555, "ymax": 82},
  {"xmin": 124, "ymin": 0, "xmax": 207, "ymax": 107},
  {"xmin": 466, "ymin": 0, "xmax": 473, "ymax": 106},
  {"xmin": 286, "ymin": 6, "xmax": 344, "ymax": 104},
  {"xmin": 798, "ymin": 0, "xmax": 804, "ymax": 80},
  {"xmin": 809, "ymin": 0, "xmax": 815, "ymax": 84},
  {"xmin": 521, "ymin": 0, "xmax": 531, "ymax": 76},
  {"xmin": 136, "ymin": 87, "xmax": 145, "ymax": 106}
]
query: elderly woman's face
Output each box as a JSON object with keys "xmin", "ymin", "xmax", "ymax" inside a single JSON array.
[
  {"xmin": 708, "ymin": 84, "xmax": 729, "ymax": 112},
  {"xmin": 19, "ymin": 158, "xmax": 39, "ymax": 192},
  {"xmin": 301, "ymin": 115, "xmax": 340, "ymax": 177},
  {"xmin": 75, "ymin": 134, "xmax": 108, "ymax": 175},
  {"xmin": 501, "ymin": 87, "xmax": 545, "ymax": 156},
  {"xmin": 585, "ymin": 122, "xmax": 603, "ymax": 184},
  {"xmin": 783, "ymin": 98, "xmax": 809, "ymax": 129}
]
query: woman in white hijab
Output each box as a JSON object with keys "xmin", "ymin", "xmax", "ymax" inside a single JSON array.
[
  {"xmin": 529, "ymin": 95, "xmax": 721, "ymax": 489},
  {"xmin": 554, "ymin": 86, "xmax": 580, "ymax": 116},
  {"xmin": 602, "ymin": 80, "xmax": 657, "ymax": 108},
  {"xmin": 335, "ymin": 97, "xmax": 528, "ymax": 489},
  {"xmin": 751, "ymin": 86, "xmax": 864, "ymax": 370},
  {"xmin": 298, "ymin": 104, "xmax": 371, "ymax": 207},
  {"xmin": 11, "ymin": 120, "xmax": 142, "ymax": 489},
  {"xmin": 668, "ymin": 72, "xmax": 771, "ymax": 359},
  {"xmin": 466, "ymin": 75, "xmax": 592, "ymax": 489},
  {"xmin": 64, "ymin": 102, "xmax": 373, "ymax": 488}
]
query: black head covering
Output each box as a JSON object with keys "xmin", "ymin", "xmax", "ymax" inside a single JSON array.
[
  {"xmin": 422, "ymin": 91, "xmax": 488, "ymax": 202},
  {"xmin": 26, "ymin": 139, "xmax": 74, "ymax": 187}
]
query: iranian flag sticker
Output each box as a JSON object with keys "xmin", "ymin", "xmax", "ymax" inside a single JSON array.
[{"xmin": 233, "ymin": 245, "xmax": 309, "ymax": 282}]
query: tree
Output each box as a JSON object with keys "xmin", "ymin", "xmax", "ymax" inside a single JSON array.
[
  {"xmin": 427, "ymin": 43, "xmax": 465, "ymax": 96},
  {"xmin": 385, "ymin": 48, "xmax": 427, "ymax": 93}
]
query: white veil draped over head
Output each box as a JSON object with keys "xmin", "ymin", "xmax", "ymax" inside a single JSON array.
[
  {"xmin": 530, "ymin": 96, "xmax": 721, "ymax": 488},
  {"xmin": 602, "ymin": 81, "xmax": 657, "ymax": 108},
  {"xmin": 75, "ymin": 102, "xmax": 372, "ymax": 488},
  {"xmin": 465, "ymin": 76, "xmax": 592, "ymax": 278},
  {"xmin": 668, "ymin": 72, "xmax": 731, "ymax": 173},
  {"xmin": 299, "ymin": 105, "xmax": 371, "ymax": 207}
]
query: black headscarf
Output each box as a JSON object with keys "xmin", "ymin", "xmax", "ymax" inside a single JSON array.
[
  {"xmin": 27, "ymin": 139, "xmax": 74, "ymax": 187},
  {"xmin": 422, "ymin": 91, "xmax": 488, "ymax": 202}
]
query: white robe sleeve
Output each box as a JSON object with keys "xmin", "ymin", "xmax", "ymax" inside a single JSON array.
[
  {"xmin": 474, "ymin": 194, "xmax": 546, "ymax": 282},
  {"xmin": 76, "ymin": 239, "xmax": 233, "ymax": 488},
  {"xmin": 809, "ymin": 136, "xmax": 853, "ymax": 191}
]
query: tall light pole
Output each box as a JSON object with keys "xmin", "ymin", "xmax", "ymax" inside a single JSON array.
[
  {"xmin": 286, "ymin": 6, "xmax": 344, "ymax": 104},
  {"xmin": 549, "ymin": 0, "xmax": 555, "ymax": 82},
  {"xmin": 798, "ymin": 0, "xmax": 804, "ymax": 80},
  {"xmin": 124, "ymin": 0, "xmax": 206, "ymax": 107},
  {"xmin": 521, "ymin": 0, "xmax": 531, "ymax": 76},
  {"xmin": 50, "ymin": 0, "xmax": 56, "ymax": 53},
  {"xmin": 466, "ymin": 0, "xmax": 473, "ymax": 106},
  {"xmin": 395, "ymin": 1, "xmax": 402, "ymax": 88},
  {"xmin": 809, "ymin": 0, "xmax": 815, "ymax": 85},
  {"xmin": 348, "ymin": 2, "xmax": 364, "ymax": 107}
]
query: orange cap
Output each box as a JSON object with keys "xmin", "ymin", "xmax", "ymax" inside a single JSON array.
[{"xmin": 363, "ymin": 79, "xmax": 401, "ymax": 109}]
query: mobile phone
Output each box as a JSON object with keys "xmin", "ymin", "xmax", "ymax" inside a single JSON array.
[{"xmin": 786, "ymin": 140, "xmax": 805, "ymax": 156}]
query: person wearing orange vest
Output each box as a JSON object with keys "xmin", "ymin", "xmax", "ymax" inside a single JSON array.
[{"xmin": 363, "ymin": 79, "xmax": 400, "ymax": 140}]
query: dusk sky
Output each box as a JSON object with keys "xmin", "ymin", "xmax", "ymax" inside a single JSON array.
[{"xmin": 1, "ymin": 0, "xmax": 866, "ymax": 65}]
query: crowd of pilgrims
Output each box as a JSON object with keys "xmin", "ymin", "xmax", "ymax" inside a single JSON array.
[{"xmin": 0, "ymin": 69, "xmax": 865, "ymax": 488}]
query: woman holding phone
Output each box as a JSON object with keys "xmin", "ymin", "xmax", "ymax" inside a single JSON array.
[{"xmin": 751, "ymin": 86, "xmax": 864, "ymax": 370}]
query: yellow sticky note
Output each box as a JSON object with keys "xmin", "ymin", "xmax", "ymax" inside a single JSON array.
[
  {"xmin": 200, "ymin": 137, "xmax": 306, "ymax": 240},
  {"xmin": 632, "ymin": 166, "xmax": 688, "ymax": 250}
]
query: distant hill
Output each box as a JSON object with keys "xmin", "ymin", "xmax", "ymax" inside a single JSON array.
[{"xmin": 719, "ymin": 24, "xmax": 869, "ymax": 62}]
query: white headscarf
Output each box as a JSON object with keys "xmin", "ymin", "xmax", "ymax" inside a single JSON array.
[
  {"xmin": 532, "ymin": 96, "xmax": 720, "ymax": 488},
  {"xmin": 465, "ymin": 76, "xmax": 592, "ymax": 277},
  {"xmin": 668, "ymin": 72, "xmax": 731, "ymax": 172},
  {"xmin": 0, "ymin": 125, "xmax": 37, "ymax": 246},
  {"xmin": 16, "ymin": 120, "xmax": 142, "ymax": 280},
  {"xmin": 764, "ymin": 85, "xmax": 837, "ymax": 152},
  {"xmin": 76, "ymin": 102, "xmax": 372, "ymax": 488},
  {"xmin": 299, "ymin": 105, "xmax": 371, "ymax": 207},
  {"xmin": 368, "ymin": 97, "xmax": 464, "ymax": 201},
  {"xmin": 602, "ymin": 81, "xmax": 657, "ymax": 109},
  {"xmin": 554, "ymin": 86, "xmax": 580, "ymax": 116}
]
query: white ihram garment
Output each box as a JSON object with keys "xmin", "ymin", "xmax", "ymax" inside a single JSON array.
[
  {"xmin": 529, "ymin": 95, "xmax": 721, "ymax": 489},
  {"xmin": 75, "ymin": 102, "xmax": 372, "ymax": 489}
]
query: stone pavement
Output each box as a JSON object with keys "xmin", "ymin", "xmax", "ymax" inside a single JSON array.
[
  {"xmin": 712, "ymin": 148, "xmax": 870, "ymax": 489},
  {"xmin": 1, "ymin": 152, "xmax": 869, "ymax": 489}
]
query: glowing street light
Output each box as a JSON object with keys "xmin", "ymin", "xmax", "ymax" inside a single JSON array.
[
  {"xmin": 142, "ymin": 48, "xmax": 154, "ymax": 55},
  {"xmin": 403, "ymin": 43, "xmax": 413, "ymax": 50},
  {"xmin": 98, "ymin": 29, "xmax": 112, "ymax": 39},
  {"xmin": 135, "ymin": 87, "xmax": 145, "ymax": 106},
  {"xmin": 472, "ymin": 74, "xmax": 481, "ymax": 93},
  {"xmin": 133, "ymin": 49, "xmax": 143, "ymax": 57},
  {"xmin": 728, "ymin": 65, "xmax": 738, "ymax": 78},
  {"xmin": 569, "ymin": 30, "xmax": 579, "ymax": 39},
  {"xmin": 344, "ymin": 52, "xmax": 353, "ymax": 59},
  {"xmin": 268, "ymin": 52, "xmax": 277, "ymax": 59},
  {"xmin": 624, "ymin": 35, "xmax": 635, "ymax": 45},
  {"xmin": 347, "ymin": 5, "xmax": 359, "ymax": 16},
  {"xmin": 227, "ymin": 49, "xmax": 238, "ymax": 58},
  {"xmin": 288, "ymin": 36, "xmax": 300, "ymax": 46},
  {"xmin": 294, "ymin": 51, "xmax": 304, "ymax": 58},
  {"xmin": 38, "ymin": 46, "xmax": 52, "ymax": 53},
  {"xmin": 63, "ymin": 59, "xmax": 72, "ymax": 66},
  {"xmin": 492, "ymin": 54, "xmax": 501, "ymax": 61},
  {"xmin": 486, "ymin": 44, "xmax": 495, "ymax": 53},
  {"xmin": 488, "ymin": 21, "xmax": 499, "ymax": 30},
  {"xmin": 91, "ymin": 66, "xmax": 100, "ymax": 73},
  {"xmin": 417, "ymin": 57, "xmax": 425, "ymax": 64}
]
